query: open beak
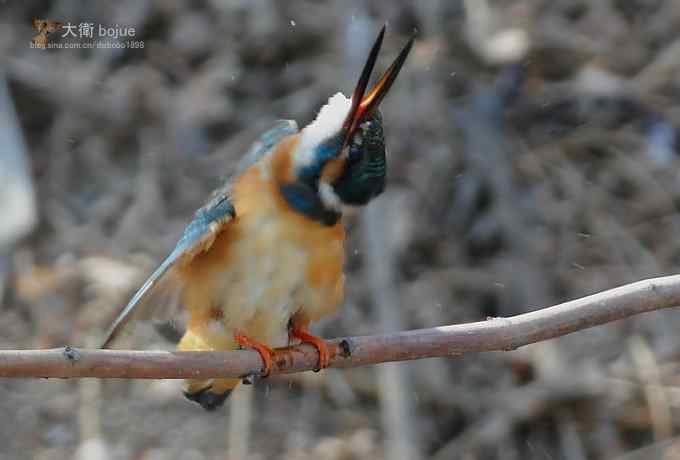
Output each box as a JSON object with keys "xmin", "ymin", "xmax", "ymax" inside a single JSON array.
[{"xmin": 343, "ymin": 26, "xmax": 414, "ymax": 146}]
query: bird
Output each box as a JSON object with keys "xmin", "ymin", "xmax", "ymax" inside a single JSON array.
[
  {"xmin": 102, "ymin": 26, "xmax": 413, "ymax": 411},
  {"xmin": 31, "ymin": 19, "xmax": 62, "ymax": 48}
]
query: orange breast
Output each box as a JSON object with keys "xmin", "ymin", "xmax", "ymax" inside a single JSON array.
[
  {"xmin": 178, "ymin": 136, "xmax": 345, "ymax": 345},
  {"xmin": 234, "ymin": 139, "xmax": 346, "ymax": 321}
]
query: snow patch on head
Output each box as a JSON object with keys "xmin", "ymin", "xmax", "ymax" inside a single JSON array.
[{"xmin": 294, "ymin": 92, "xmax": 351, "ymax": 171}]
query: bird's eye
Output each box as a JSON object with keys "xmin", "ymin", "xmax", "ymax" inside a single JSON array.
[{"xmin": 349, "ymin": 120, "xmax": 372, "ymax": 151}]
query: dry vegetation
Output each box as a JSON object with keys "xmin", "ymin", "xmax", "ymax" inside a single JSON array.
[{"xmin": 3, "ymin": 1, "xmax": 680, "ymax": 459}]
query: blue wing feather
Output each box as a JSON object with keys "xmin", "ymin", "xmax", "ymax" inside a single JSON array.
[{"xmin": 102, "ymin": 197, "xmax": 235, "ymax": 347}]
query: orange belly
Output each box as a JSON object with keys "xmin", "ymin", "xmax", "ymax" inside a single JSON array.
[{"xmin": 178, "ymin": 163, "xmax": 345, "ymax": 349}]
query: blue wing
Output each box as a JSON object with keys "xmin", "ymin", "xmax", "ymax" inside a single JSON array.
[
  {"xmin": 102, "ymin": 196, "xmax": 235, "ymax": 347},
  {"xmin": 101, "ymin": 120, "xmax": 298, "ymax": 348}
]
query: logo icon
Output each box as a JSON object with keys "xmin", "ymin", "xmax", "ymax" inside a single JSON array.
[{"xmin": 32, "ymin": 19, "xmax": 62, "ymax": 48}]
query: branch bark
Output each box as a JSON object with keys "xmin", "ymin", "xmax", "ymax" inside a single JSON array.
[{"xmin": 1, "ymin": 275, "xmax": 679, "ymax": 380}]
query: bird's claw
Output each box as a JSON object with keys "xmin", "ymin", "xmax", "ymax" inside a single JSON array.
[
  {"xmin": 235, "ymin": 331, "xmax": 274, "ymax": 377},
  {"xmin": 291, "ymin": 327, "xmax": 330, "ymax": 371}
]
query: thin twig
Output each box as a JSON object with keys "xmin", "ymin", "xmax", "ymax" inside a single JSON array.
[
  {"xmin": 0, "ymin": 275, "xmax": 679, "ymax": 379},
  {"xmin": 629, "ymin": 335, "xmax": 673, "ymax": 441},
  {"xmin": 227, "ymin": 385, "xmax": 253, "ymax": 459},
  {"xmin": 362, "ymin": 174, "xmax": 421, "ymax": 460},
  {"xmin": 431, "ymin": 374, "xmax": 602, "ymax": 460}
]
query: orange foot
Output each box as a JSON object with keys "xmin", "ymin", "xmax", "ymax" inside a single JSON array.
[
  {"xmin": 291, "ymin": 326, "xmax": 330, "ymax": 371},
  {"xmin": 235, "ymin": 331, "xmax": 274, "ymax": 377}
]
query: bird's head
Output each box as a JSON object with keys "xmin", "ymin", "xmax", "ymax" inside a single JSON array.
[{"xmin": 279, "ymin": 27, "xmax": 413, "ymax": 225}]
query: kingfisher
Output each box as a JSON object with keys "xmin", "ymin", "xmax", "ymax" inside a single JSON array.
[{"xmin": 102, "ymin": 26, "xmax": 413, "ymax": 410}]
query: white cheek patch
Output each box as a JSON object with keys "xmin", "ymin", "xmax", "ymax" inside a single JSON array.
[
  {"xmin": 318, "ymin": 181, "xmax": 343, "ymax": 212},
  {"xmin": 294, "ymin": 92, "xmax": 352, "ymax": 172}
]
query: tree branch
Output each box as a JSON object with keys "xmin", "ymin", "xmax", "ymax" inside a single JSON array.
[{"xmin": 1, "ymin": 275, "xmax": 679, "ymax": 380}]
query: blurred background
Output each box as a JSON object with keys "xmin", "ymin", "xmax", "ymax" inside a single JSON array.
[{"xmin": 3, "ymin": 0, "xmax": 680, "ymax": 459}]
